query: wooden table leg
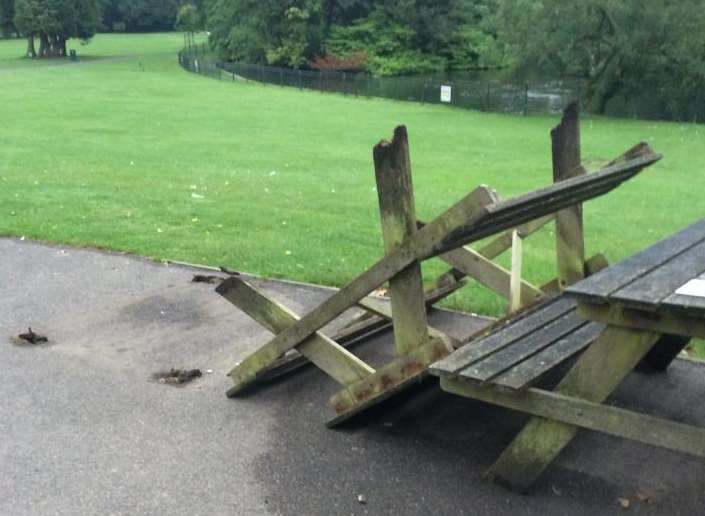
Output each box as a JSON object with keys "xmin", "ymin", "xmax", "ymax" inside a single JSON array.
[{"xmin": 486, "ymin": 325, "xmax": 661, "ymax": 491}]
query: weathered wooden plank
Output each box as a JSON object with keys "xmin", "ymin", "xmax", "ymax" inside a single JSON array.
[
  {"xmin": 217, "ymin": 277, "xmax": 374, "ymax": 390},
  {"xmin": 457, "ymin": 311, "xmax": 585, "ymax": 383},
  {"xmin": 552, "ymin": 102, "xmax": 586, "ymax": 288},
  {"xmin": 328, "ymin": 335, "xmax": 454, "ymax": 426},
  {"xmin": 439, "ymin": 243, "xmax": 543, "ymax": 306},
  {"xmin": 440, "ymin": 377, "xmax": 705, "ymax": 460},
  {"xmin": 492, "ymin": 322, "xmax": 604, "ymax": 390},
  {"xmin": 225, "ymin": 185, "xmax": 498, "ymax": 394},
  {"xmin": 374, "ymin": 125, "xmax": 429, "ymax": 356},
  {"xmin": 430, "ymin": 296, "xmax": 577, "ymax": 376},
  {"xmin": 576, "ymin": 301, "xmax": 705, "ymax": 340},
  {"xmin": 436, "ymin": 151, "xmax": 661, "ymax": 256},
  {"xmin": 509, "ymin": 230, "xmax": 524, "ymax": 312},
  {"xmin": 566, "ymin": 218, "xmax": 705, "ymax": 304},
  {"xmin": 609, "ymin": 238, "xmax": 705, "ymax": 311},
  {"xmin": 486, "ymin": 326, "xmax": 660, "ymax": 491}
]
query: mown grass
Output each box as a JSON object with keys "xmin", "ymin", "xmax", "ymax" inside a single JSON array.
[{"xmin": 1, "ymin": 33, "xmax": 705, "ymax": 356}]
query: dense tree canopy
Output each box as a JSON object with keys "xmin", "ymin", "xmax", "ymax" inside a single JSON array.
[
  {"xmin": 205, "ymin": 0, "xmax": 498, "ymax": 75},
  {"xmin": 14, "ymin": 0, "xmax": 100, "ymax": 57},
  {"xmin": 0, "ymin": 0, "xmax": 16, "ymax": 37},
  {"xmin": 492, "ymin": 0, "xmax": 705, "ymax": 115},
  {"xmin": 100, "ymin": 0, "xmax": 180, "ymax": 32}
]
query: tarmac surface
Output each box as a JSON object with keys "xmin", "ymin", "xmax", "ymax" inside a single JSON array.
[{"xmin": 2, "ymin": 237, "xmax": 705, "ymax": 516}]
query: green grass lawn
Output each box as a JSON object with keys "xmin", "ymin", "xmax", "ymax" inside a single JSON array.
[{"xmin": 2, "ymin": 32, "xmax": 705, "ymax": 356}]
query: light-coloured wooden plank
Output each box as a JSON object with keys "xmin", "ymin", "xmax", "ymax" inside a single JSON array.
[
  {"xmin": 374, "ymin": 125, "xmax": 429, "ymax": 356},
  {"xmin": 217, "ymin": 277, "xmax": 374, "ymax": 393},
  {"xmin": 509, "ymin": 230, "xmax": 523, "ymax": 312}
]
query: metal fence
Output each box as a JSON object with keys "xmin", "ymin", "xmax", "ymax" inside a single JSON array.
[
  {"xmin": 178, "ymin": 44, "xmax": 705, "ymax": 122},
  {"xmin": 178, "ymin": 44, "xmax": 581, "ymax": 116}
]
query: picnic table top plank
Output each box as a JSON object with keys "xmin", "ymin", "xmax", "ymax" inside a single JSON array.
[
  {"xmin": 457, "ymin": 310, "xmax": 586, "ymax": 383},
  {"xmin": 430, "ymin": 296, "xmax": 576, "ymax": 376},
  {"xmin": 492, "ymin": 322, "xmax": 604, "ymax": 390},
  {"xmin": 566, "ymin": 218, "xmax": 705, "ymax": 306},
  {"xmin": 608, "ymin": 238, "xmax": 705, "ymax": 312},
  {"xmin": 435, "ymin": 151, "xmax": 661, "ymax": 255}
]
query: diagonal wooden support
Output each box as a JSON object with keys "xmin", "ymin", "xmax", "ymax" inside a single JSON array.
[
  {"xmin": 217, "ymin": 277, "xmax": 375, "ymax": 393},
  {"xmin": 439, "ymin": 241, "xmax": 542, "ymax": 307},
  {"xmin": 440, "ymin": 377, "xmax": 705, "ymax": 459},
  {"xmin": 225, "ymin": 184, "xmax": 499, "ymax": 395},
  {"xmin": 374, "ymin": 125, "xmax": 430, "ymax": 356},
  {"xmin": 484, "ymin": 325, "xmax": 661, "ymax": 491}
]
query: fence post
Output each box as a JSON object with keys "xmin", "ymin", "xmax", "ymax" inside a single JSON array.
[
  {"xmin": 524, "ymin": 83, "xmax": 529, "ymax": 116},
  {"xmin": 298, "ymin": 69, "xmax": 302, "ymax": 90}
]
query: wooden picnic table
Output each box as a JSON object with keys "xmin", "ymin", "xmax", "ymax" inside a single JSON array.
[
  {"xmin": 432, "ymin": 219, "xmax": 705, "ymax": 491},
  {"xmin": 567, "ymin": 217, "xmax": 705, "ymax": 341}
]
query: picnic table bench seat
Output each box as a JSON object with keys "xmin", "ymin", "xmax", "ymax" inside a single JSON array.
[{"xmin": 430, "ymin": 295, "xmax": 604, "ymax": 390}]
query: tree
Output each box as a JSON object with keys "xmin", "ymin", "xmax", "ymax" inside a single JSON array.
[
  {"xmin": 14, "ymin": 0, "xmax": 99, "ymax": 58},
  {"xmin": 175, "ymin": 3, "xmax": 201, "ymax": 48},
  {"xmin": 1, "ymin": 0, "xmax": 16, "ymax": 37},
  {"xmin": 492, "ymin": 0, "xmax": 705, "ymax": 115},
  {"xmin": 100, "ymin": 0, "xmax": 179, "ymax": 32},
  {"xmin": 205, "ymin": 0, "xmax": 498, "ymax": 75}
]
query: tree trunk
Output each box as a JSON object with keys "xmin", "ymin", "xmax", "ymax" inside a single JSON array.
[
  {"xmin": 26, "ymin": 34, "xmax": 36, "ymax": 58},
  {"xmin": 60, "ymin": 37, "xmax": 67, "ymax": 57},
  {"xmin": 38, "ymin": 32, "xmax": 48, "ymax": 57}
]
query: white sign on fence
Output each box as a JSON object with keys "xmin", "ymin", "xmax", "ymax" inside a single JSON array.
[{"xmin": 440, "ymin": 85, "xmax": 452, "ymax": 103}]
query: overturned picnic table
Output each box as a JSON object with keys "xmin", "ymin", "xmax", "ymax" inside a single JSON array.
[
  {"xmin": 217, "ymin": 103, "xmax": 663, "ymax": 427},
  {"xmin": 431, "ymin": 218, "xmax": 705, "ymax": 491}
]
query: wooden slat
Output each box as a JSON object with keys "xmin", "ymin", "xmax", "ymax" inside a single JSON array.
[
  {"xmin": 566, "ymin": 218, "xmax": 705, "ymax": 304},
  {"xmin": 509, "ymin": 230, "xmax": 524, "ymax": 311},
  {"xmin": 435, "ymin": 151, "xmax": 661, "ymax": 256},
  {"xmin": 440, "ymin": 377, "xmax": 705, "ymax": 460},
  {"xmin": 217, "ymin": 277, "xmax": 374, "ymax": 390},
  {"xmin": 430, "ymin": 296, "xmax": 576, "ymax": 376},
  {"xmin": 457, "ymin": 310, "xmax": 585, "ymax": 383},
  {"xmin": 609, "ymin": 238, "xmax": 705, "ymax": 311},
  {"xmin": 492, "ymin": 322, "xmax": 604, "ymax": 390}
]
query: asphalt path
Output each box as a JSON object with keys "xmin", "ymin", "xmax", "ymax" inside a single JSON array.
[{"xmin": 2, "ymin": 238, "xmax": 704, "ymax": 515}]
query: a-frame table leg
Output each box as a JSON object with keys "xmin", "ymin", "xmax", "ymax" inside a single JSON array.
[
  {"xmin": 373, "ymin": 125, "xmax": 430, "ymax": 356},
  {"xmin": 486, "ymin": 325, "xmax": 660, "ymax": 491}
]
